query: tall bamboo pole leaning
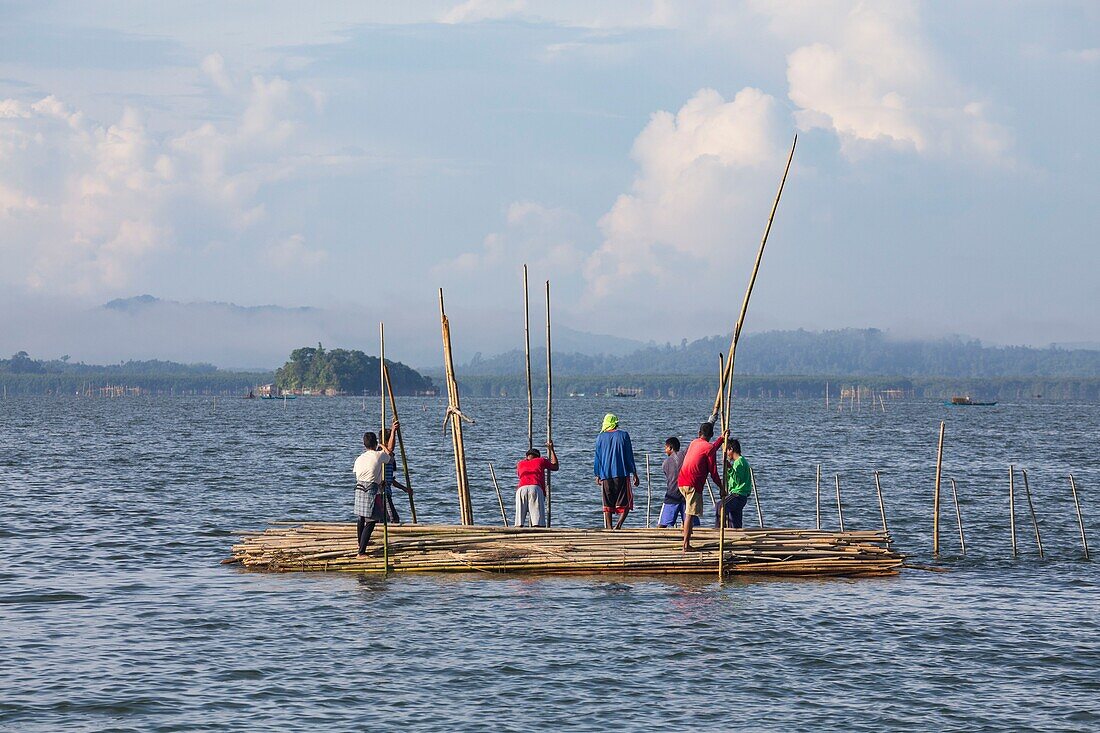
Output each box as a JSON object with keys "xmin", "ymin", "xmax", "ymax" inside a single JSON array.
[
  {"xmin": 1021, "ymin": 469, "xmax": 1043, "ymax": 558},
  {"xmin": 933, "ymin": 421, "xmax": 946, "ymax": 555},
  {"xmin": 523, "ymin": 264, "xmax": 533, "ymax": 451},
  {"xmin": 815, "ymin": 464, "xmax": 822, "ymax": 530},
  {"xmin": 750, "ymin": 466, "xmax": 763, "ymax": 528},
  {"xmin": 835, "ymin": 474, "xmax": 845, "ymax": 532},
  {"xmin": 874, "ymin": 470, "xmax": 888, "ymax": 534},
  {"xmin": 544, "ymin": 279, "xmax": 553, "ymax": 528},
  {"xmin": 488, "ymin": 462, "xmax": 508, "ymax": 527},
  {"xmin": 439, "ymin": 289, "xmax": 473, "ymax": 525},
  {"xmin": 383, "ymin": 363, "xmax": 417, "ymax": 523},
  {"xmin": 712, "ymin": 135, "xmax": 797, "ymax": 418},
  {"xmin": 1009, "ymin": 464, "xmax": 1018, "ymax": 557},
  {"xmin": 379, "ymin": 322, "xmax": 390, "ymax": 574},
  {"xmin": 950, "ymin": 478, "xmax": 966, "ymax": 555},
  {"xmin": 717, "ymin": 353, "xmax": 727, "ymax": 510},
  {"xmin": 1068, "ymin": 474, "xmax": 1089, "ymax": 560},
  {"xmin": 380, "ymin": 322, "xmax": 387, "ymax": 435}
]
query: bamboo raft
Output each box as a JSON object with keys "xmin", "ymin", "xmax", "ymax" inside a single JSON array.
[{"xmin": 226, "ymin": 524, "xmax": 904, "ymax": 577}]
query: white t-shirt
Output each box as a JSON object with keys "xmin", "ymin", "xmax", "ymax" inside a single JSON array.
[{"xmin": 353, "ymin": 448, "xmax": 392, "ymax": 485}]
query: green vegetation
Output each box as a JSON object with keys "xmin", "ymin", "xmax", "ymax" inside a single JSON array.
[
  {"xmin": 461, "ymin": 329, "xmax": 1100, "ymax": 378},
  {"xmin": 274, "ymin": 344, "xmax": 434, "ymax": 395},
  {"xmin": 0, "ymin": 351, "xmax": 268, "ymax": 395}
]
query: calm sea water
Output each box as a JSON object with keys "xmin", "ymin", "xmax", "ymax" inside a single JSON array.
[{"xmin": 1, "ymin": 395, "xmax": 1097, "ymax": 732}]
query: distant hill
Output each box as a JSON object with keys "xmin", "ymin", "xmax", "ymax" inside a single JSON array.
[
  {"xmin": 459, "ymin": 329, "xmax": 1100, "ymax": 378},
  {"xmin": 103, "ymin": 294, "xmax": 318, "ymax": 317}
]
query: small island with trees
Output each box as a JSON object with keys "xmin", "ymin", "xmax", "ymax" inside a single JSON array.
[{"xmin": 272, "ymin": 344, "xmax": 436, "ymax": 396}]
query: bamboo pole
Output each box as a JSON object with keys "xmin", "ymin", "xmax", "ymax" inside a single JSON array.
[
  {"xmin": 380, "ymin": 322, "xmax": 386, "ymax": 435},
  {"xmin": 933, "ymin": 421, "xmax": 945, "ymax": 555},
  {"xmin": 489, "ymin": 462, "xmax": 508, "ymax": 527},
  {"xmin": 1068, "ymin": 474, "xmax": 1089, "ymax": 560},
  {"xmin": 718, "ymin": 493, "xmax": 726, "ymax": 580},
  {"xmin": 544, "ymin": 279, "xmax": 553, "ymax": 528},
  {"xmin": 825, "ymin": 381, "xmax": 829, "ymax": 410},
  {"xmin": 1021, "ymin": 469, "xmax": 1043, "ymax": 558},
  {"xmin": 439, "ymin": 289, "xmax": 473, "ymax": 525},
  {"xmin": 874, "ymin": 470, "xmax": 888, "ymax": 534},
  {"xmin": 815, "ymin": 464, "xmax": 822, "ymax": 530},
  {"xmin": 645, "ymin": 452, "xmax": 653, "ymax": 529},
  {"xmin": 750, "ymin": 466, "xmax": 763, "ymax": 528},
  {"xmin": 1009, "ymin": 464, "xmax": 1018, "ymax": 557},
  {"xmin": 712, "ymin": 135, "xmax": 797, "ymax": 416},
  {"xmin": 950, "ymin": 478, "xmax": 966, "ymax": 555},
  {"xmin": 523, "ymin": 264, "xmax": 533, "ymax": 451},
  {"xmin": 383, "ymin": 364, "xmax": 417, "ymax": 523},
  {"xmin": 835, "ymin": 474, "xmax": 845, "ymax": 532}
]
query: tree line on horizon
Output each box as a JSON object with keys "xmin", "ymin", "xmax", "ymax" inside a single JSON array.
[{"xmin": 458, "ymin": 329, "xmax": 1100, "ymax": 379}]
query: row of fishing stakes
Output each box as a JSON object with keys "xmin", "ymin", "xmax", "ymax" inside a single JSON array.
[
  {"xmin": 930, "ymin": 421, "xmax": 1090, "ymax": 560},
  {"xmin": 440, "ymin": 267, "xmax": 555, "ymax": 529}
]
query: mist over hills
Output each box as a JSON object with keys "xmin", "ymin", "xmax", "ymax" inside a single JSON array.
[{"xmin": 4, "ymin": 296, "xmax": 1100, "ymax": 381}]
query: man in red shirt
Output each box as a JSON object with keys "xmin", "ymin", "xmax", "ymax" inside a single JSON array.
[
  {"xmin": 515, "ymin": 440, "xmax": 559, "ymax": 527},
  {"xmin": 676, "ymin": 422, "xmax": 726, "ymax": 551}
]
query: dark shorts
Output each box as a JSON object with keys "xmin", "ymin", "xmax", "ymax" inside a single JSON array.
[{"xmin": 601, "ymin": 476, "xmax": 633, "ymax": 514}]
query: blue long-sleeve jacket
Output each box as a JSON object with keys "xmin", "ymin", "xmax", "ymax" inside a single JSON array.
[{"xmin": 593, "ymin": 430, "xmax": 636, "ymax": 480}]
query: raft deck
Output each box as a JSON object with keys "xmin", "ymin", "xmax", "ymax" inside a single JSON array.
[{"xmin": 227, "ymin": 523, "xmax": 904, "ymax": 577}]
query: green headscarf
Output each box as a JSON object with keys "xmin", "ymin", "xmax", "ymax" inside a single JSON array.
[{"xmin": 601, "ymin": 413, "xmax": 619, "ymax": 432}]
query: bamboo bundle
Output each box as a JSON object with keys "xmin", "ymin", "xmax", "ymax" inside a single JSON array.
[{"xmin": 227, "ymin": 523, "xmax": 903, "ymax": 577}]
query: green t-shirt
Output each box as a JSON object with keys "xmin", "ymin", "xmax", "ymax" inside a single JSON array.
[{"xmin": 726, "ymin": 456, "xmax": 753, "ymax": 497}]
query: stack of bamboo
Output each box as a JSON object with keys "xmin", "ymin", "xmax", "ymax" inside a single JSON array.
[{"xmin": 226, "ymin": 524, "xmax": 903, "ymax": 576}]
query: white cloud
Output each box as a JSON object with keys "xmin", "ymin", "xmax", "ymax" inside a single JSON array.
[
  {"xmin": 769, "ymin": 1, "xmax": 1012, "ymax": 162},
  {"xmin": 0, "ymin": 59, "xmax": 319, "ymax": 294},
  {"xmin": 438, "ymin": 200, "xmax": 584, "ymax": 276},
  {"xmin": 585, "ymin": 86, "xmax": 786, "ymax": 297},
  {"xmin": 267, "ymin": 234, "xmax": 328, "ymax": 270}
]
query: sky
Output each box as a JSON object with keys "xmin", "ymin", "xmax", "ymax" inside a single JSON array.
[{"xmin": 1, "ymin": 1, "xmax": 1098, "ymax": 366}]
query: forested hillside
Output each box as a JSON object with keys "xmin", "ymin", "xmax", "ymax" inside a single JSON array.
[{"xmin": 460, "ymin": 329, "xmax": 1100, "ymax": 378}]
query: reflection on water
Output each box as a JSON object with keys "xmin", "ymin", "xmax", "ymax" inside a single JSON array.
[{"xmin": 0, "ymin": 395, "xmax": 1097, "ymax": 731}]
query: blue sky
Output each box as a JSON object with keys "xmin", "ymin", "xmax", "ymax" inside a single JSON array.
[{"xmin": 1, "ymin": 1, "xmax": 1098, "ymax": 364}]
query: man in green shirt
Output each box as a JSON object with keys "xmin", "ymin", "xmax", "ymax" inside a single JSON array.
[{"xmin": 715, "ymin": 439, "xmax": 753, "ymax": 529}]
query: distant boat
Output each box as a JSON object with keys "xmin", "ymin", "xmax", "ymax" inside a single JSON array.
[
  {"xmin": 612, "ymin": 387, "xmax": 641, "ymax": 398},
  {"xmin": 261, "ymin": 394, "xmax": 297, "ymax": 400},
  {"xmin": 947, "ymin": 396, "xmax": 997, "ymax": 406}
]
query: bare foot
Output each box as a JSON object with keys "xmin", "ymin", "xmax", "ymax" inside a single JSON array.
[{"xmin": 682, "ymin": 545, "xmax": 693, "ymax": 553}]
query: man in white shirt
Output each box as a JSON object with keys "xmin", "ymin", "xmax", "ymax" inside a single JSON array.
[{"xmin": 353, "ymin": 419, "xmax": 398, "ymax": 556}]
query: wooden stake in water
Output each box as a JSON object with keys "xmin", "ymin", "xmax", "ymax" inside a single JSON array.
[
  {"xmin": 835, "ymin": 474, "xmax": 845, "ymax": 532},
  {"xmin": 1069, "ymin": 474, "xmax": 1089, "ymax": 560},
  {"xmin": 933, "ymin": 421, "xmax": 946, "ymax": 555},
  {"xmin": 383, "ymin": 363, "xmax": 417, "ymax": 523},
  {"xmin": 544, "ymin": 279, "xmax": 553, "ymax": 528},
  {"xmin": 750, "ymin": 466, "xmax": 763, "ymax": 528},
  {"xmin": 523, "ymin": 264, "xmax": 533, "ymax": 452},
  {"xmin": 488, "ymin": 462, "xmax": 508, "ymax": 527},
  {"xmin": 824, "ymin": 381, "xmax": 829, "ymax": 410},
  {"xmin": 950, "ymin": 478, "xmax": 966, "ymax": 555},
  {"xmin": 815, "ymin": 464, "xmax": 822, "ymax": 530},
  {"xmin": 1020, "ymin": 469, "xmax": 1043, "ymax": 558},
  {"xmin": 1009, "ymin": 465, "xmax": 1018, "ymax": 557},
  {"xmin": 645, "ymin": 452, "xmax": 652, "ymax": 529},
  {"xmin": 874, "ymin": 470, "xmax": 888, "ymax": 534}
]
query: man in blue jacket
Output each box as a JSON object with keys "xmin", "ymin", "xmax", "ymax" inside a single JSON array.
[{"xmin": 594, "ymin": 413, "xmax": 639, "ymax": 529}]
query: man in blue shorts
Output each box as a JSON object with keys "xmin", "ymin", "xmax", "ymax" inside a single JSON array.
[{"xmin": 657, "ymin": 437, "xmax": 697, "ymax": 528}]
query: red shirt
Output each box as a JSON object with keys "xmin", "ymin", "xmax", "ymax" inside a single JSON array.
[
  {"xmin": 517, "ymin": 457, "xmax": 553, "ymax": 489},
  {"xmin": 676, "ymin": 436, "xmax": 724, "ymax": 491}
]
